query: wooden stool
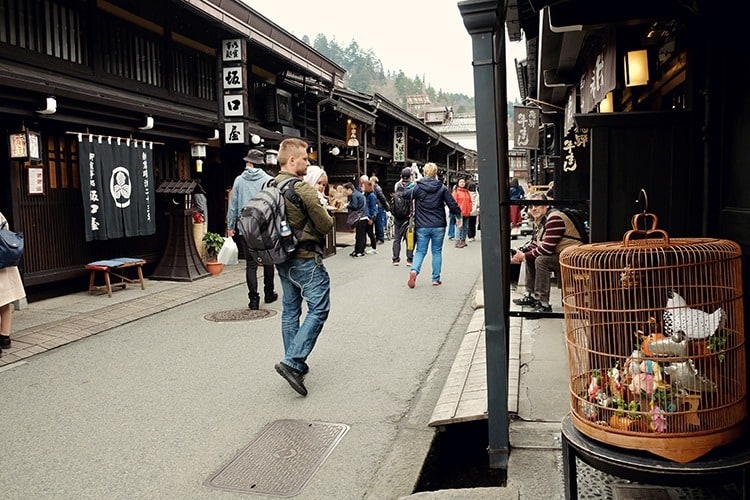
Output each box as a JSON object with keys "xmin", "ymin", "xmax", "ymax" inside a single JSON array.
[{"xmin": 85, "ymin": 258, "xmax": 146, "ymax": 297}]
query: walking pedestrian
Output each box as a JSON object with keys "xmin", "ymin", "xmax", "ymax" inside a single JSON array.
[
  {"xmin": 363, "ymin": 180, "xmax": 378, "ymax": 254},
  {"xmin": 391, "ymin": 167, "xmax": 414, "ymax": 265},
  {"xmin": 272, "ymin": 138, "xmax": 334, "ymax": 396},
  {"xmin": 405, "ymin": 163, "xmax": 462, "ymax": 288},
  {"xmin": 226, "ymin": 148, "xmax": 278, "ymax": 310},
  {"xmin": 467, "ymin": 181, "xmax": 480, "ymax": 240},
  {"xmin": 0, "ymin": 211, "xmax": 25, "ymax": 355},
  {"xmin": 509, "ymin": 177, "xmax": 525, "ymax": 227},
  {"xmin": 447, "ymin": 183, "xmax": 457, "ymax": 240},
  {"xmin": 370, "ymin": 175, "xmax": 390, "ymax": 244},
  {"xmin": 344, "ymin": 182, "xmax": 367, "ymax": 257},
  {"xmin": 452, "ymin": 178, "xmax": 472, "ymax": 248}
]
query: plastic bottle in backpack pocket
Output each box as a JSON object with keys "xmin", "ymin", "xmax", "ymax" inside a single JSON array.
[{"xmin": 279, "ymin": 220, "xmax": 296, "ymax": 253}]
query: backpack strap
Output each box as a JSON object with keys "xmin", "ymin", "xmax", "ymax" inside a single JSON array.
[{"xmin": 279, "ymin": 177, "xmax": 325, "ymax": 256}]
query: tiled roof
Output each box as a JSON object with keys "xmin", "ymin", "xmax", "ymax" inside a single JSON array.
[{"xmin": 429, "ymin": 114, "xmax": 476, "ymax": 134}]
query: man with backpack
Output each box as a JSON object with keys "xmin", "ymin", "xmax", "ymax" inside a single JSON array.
[
  {"xmin": 272, "ymin": 138, "xmax": 333, "ymax": 397},
  {"xmin": 226, "ymin": 148, "xmax": 278, "ymax": 310},
  {"xmin": 510, "ymin": 192, "xmax": 585, "ymax": 313},
  {"xmin": 391, "ymin": 167, "xmax": 414, "ymax": 265}
]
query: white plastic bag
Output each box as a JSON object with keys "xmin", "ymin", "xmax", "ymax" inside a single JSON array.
[{"xmin": 217, "ymin": 237, "xmax": 239, "ymax": 265}]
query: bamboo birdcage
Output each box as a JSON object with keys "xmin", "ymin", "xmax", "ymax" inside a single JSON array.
[{"xmin": 559, "ymin": 212, "xmax": 746, "ymax": 463}]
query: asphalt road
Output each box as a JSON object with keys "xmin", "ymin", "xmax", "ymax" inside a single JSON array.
[{"xmin": 0, "ymin": 238, "xmax": 484, "ymax": 500}]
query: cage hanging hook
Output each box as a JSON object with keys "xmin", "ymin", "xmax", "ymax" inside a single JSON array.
[{"xmin": 636, "ymin": 189, "xmax": 649, "ymax": 213}]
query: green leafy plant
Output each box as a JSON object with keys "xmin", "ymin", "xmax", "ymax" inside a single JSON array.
[
  {"xmin": 707, "ymin": 330, "xmax": 731, "ymax": 362},
  {"xmin": 203, "ymin": 232, "xmax": 225, "ymax": 261}
]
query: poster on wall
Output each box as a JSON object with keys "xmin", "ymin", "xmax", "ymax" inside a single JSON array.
[
  {"xmin": 77, "ymin": 136, "xmax": 156, "ymax": 241},
  {"xmin": 27, "ymin": 166, "xmax": 44, "ymax": 195}
]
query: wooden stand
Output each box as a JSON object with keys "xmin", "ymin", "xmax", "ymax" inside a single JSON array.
[{"xmin": 562, "ymin": 413, "xmax": 750, "ymax": 500}]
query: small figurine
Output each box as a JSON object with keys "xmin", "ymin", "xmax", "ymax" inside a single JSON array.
[
  {"xmin": 649, "ymin": 403, "xmax": 667, "ymax": 433},
  {"xmin": 628, "ymin": 359, "xmax": 664, "ymax": 397},
  {"xmin": 663, "ymin": 359, "xmax": 717, "ymax": 392},
  {"xmin": 642, "ymin": 330, "xmax": 688, "ymax": 357},
  {"xmin": 587, "ymin": 370, "xmax": 602, "ymax": 402},
  {"xmin": 607, "ymin": 363, "xmax": 623, "ymax": 400}
]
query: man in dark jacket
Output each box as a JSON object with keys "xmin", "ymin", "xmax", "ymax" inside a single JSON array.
[{"xmin": 406, "ymin": 162, "xmax": 462, "ymax": 288}]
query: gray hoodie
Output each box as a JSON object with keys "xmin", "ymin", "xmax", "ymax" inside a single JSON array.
[{"xmin": 226, "ymin": 167, "xmax": 272, "ymax": 231}]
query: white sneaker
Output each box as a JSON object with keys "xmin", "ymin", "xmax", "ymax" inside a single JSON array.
[
  {"xmin": 365, "ymin": 248, "xmax": 378, "ymax": 254},
  {"xmin": 468, "ymin": 238, "xmax": 475, "ymax": 242}
]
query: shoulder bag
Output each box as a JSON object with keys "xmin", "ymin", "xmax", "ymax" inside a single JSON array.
[{"xmin": 0, "ymin": 221, "xmax": 24, "ymax": 269}]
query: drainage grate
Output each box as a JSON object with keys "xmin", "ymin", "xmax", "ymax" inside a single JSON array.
[
  {"xmin": 612, "ymin": 484, "xmax": 676, "ymax": 500},
  {"xmin": 207, "ymin": 419, "xmax": 349, "ymax": 497},
  {"xmin": 204, "ymin": 309, "xmax": 277, "ymax": 322}
]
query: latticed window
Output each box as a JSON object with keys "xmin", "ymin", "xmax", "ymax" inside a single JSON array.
[{"xmin": 0, "ymin": 0, "xmax": 86, "ymax": 64}]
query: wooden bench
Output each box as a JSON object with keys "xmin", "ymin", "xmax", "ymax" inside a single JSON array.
[{"xmin": 85, "ymin": 258, "xmax": 146, "ymax": 297}]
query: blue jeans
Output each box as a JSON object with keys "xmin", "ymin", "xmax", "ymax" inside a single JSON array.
[
  {"xmin": 410, "ymin": 226, "xmax": 446, "ymax": 282},
  {"xmin": 456, "ymin": 220, "xmax": 468, "ymax": 241},
  {"xmin": 275, "ymin": 256, "xmax": 331, "ymax": 373},
  {"xmin": 447, "ymin": 214, "xmax": 456, "ymax": 238},
  {"xmin": 375, "ymin": 208, "xmax": 387, "ymax": 241}
]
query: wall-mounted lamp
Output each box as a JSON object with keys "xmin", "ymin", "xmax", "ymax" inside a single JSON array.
[
  {"xmin": 265, "ymin": 149, "xmax": 278, "ymax": 166},
  {"xmin": 599, "ymin": 92, "xmax": 614, "ymax": 113},
  {"xmin": 8, "ymin": 129, "xmax": 42, "ymax": 161},
  {"xmin": 624, "ymin": 49, "xmax": 649, "ymax": 87},
  {"xmin": 190, "ymin": 142, "xmax": 207, "ymax": 173},
  {"xmin": 190, "ymin": 142, "xmax": 207, "ymax": 158},
  {"xmin": 36, "ymin": 96, "xmax": 57, "ymax": 115},
  {"xmin": 138, "ymin": 115, "xmax": 154, "ymax": 130},
  {"xmin": 330, "ymin": 146, "xmax": 340, "ymax": 156},
  {"xmin": 250, "ymin": 134, "xmax": 262, "ymax": 145}
]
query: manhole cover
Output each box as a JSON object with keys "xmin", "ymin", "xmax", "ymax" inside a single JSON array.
[
  {"xmin": 204, "ymin": 309, "xmax": 277, "ymax": 322},
  {"xmin": 208, "ymin": 419, "xmax": 349, "ymax": 497}
]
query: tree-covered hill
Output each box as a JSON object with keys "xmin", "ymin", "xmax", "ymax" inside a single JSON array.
[{"xmin": 305, "ymin": 34, "xmax": 476, "ymax": 114}]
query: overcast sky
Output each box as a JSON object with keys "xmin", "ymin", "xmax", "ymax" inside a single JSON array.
[{"xmin": 242, "ymin": 0, "xmax": 526, "ymax": 101}]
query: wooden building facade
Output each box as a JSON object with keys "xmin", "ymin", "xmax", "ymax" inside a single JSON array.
[{"xmin": 1, "ymin": 0, "xmax": 475, "ymax": 293}]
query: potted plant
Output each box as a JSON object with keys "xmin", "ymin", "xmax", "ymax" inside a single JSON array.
[{"xmin": 203, "ymin": 231, "xmax": 225, "ymax": 275}]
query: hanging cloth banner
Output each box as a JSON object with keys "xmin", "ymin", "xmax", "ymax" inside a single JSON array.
[
  {"xmin": 78, "ymin": 135, "xmax": 156, "ymax": 241},
  {"xmin": 513, "ymin": 106, "xmax": 539, "ymax": 150}
]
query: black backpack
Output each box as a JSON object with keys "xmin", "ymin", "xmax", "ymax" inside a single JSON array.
[
  {"xmin": 238, "ymin": 177, "xmax": 303, "ymax": 265},
  {"xmin": 391, "ymin": 186, "xmax": 412, "ymax": 219},
  {"xmin": 554, "ymin": 207, "xmax": 589, "ymax": 243}
]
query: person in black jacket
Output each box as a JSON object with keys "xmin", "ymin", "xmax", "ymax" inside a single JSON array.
[
  {"xmin": 370, "ymin": 175, "xmax": 390, "ymax": 244},
  {"xmin": 405, "ymin": 163, "xmax": 462, "ymax": 288}
]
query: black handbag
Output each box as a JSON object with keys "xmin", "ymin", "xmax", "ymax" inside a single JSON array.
[
  {"xmin": 0, "ymin": 221, "xmax": 24, "ymax": 269},
  {"xmin": 346, "ymin": 209, "xmax": 362, "ymax": 228}
]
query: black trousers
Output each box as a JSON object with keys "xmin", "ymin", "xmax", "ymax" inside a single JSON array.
[
  {"xmin": 354, "ymin": 219, "xmax": 369, "ymax": 254},
  {"xmin": 241, "ymin": 236, "xmax": 275, "ymax": 298}
]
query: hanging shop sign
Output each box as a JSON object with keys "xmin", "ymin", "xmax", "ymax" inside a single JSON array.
[
  {"xmin": 579, "ymin": 29, "xmax": 616, "ymax": 113},
  {"xmin": 393, "ymin": 126, "xmax": 407, "ymax": 162},
  {"xmin": 513, "ymin": 106, "xmax": 539, "ymax": 150},
  {"xmin": 221, "ymin": 38, "xmax": 249, "ymax": 145}
]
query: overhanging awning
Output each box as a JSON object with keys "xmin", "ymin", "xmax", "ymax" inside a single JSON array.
[{"xmin": 332, "ymin": 98, "xmax": 377, "ymax": 126}]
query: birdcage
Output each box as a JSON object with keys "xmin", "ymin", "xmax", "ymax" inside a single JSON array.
[{"xmin": 559, "ymin": 212, "xmax": 746, "ymax": 463}]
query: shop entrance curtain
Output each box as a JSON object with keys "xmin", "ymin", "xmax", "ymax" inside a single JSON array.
[{"xmin": 78, "ymin": 136, "xmax": 156, "ymax": 241}]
